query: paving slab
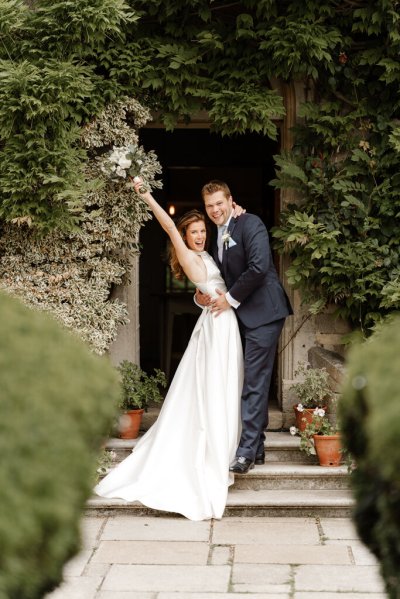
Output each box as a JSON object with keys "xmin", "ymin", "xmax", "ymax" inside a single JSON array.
[
  {"xmin": 294, "ymin": 564, "xmax": 386, "ymax": 593},
  {"xmin": 319, "ymin": 517, "xmax": 358, "ymax": 539},
  {"xmin": 62, "ymin": 549, "xmax": 93, "ymax": 577},
  {"xmin": 234, "ymin": 543, "xmax": 351, "ymax": 565},
  {"xmin": 348, "ymin": 540, "xmax": 381, "ymax": 566},
  {"xmin": 213, "ymin": 518, "xmax": 319, "ymax": 545},
  {"xmin": 159, "ymin": 594, "xmax": 290, "ymax": 599},
  {"xmin": 83, "ymin": 562, "xmax": 111, "ymax": 578},
  {"xmin": 44, "ymin": 576, "xmax": 102, "ymax": 599},
  {"xmin": 45, "ymin": 515, "xmax": 389, "ymax": 598},
  {"xmin": 295, "ymin": 594, "xmax": 387, "ymax": 599},
  {"xmin": 101, "ymin": 516, "xmax": 210, "ymax": 541},
  {"xmin": 231, "ymin": 563, "xmax": 291, "ymax": 593},
  {"xmin": 101, "ymin": 565, "xmax": 230, "ymax": 593},
  {"xmin": 92, "ymin": 540, "xmax": 209, "ymax": 565},
  {"xmin": 326, "ymin": 539, "xmax": 380, "ymax": 566},
  {"xmin": 96, "ymin": 593, "xmax": 155, "ymax": 599},
  {"xmin": 81, "ymin": 517, "xmax": 106, "ymax": 543},
  {"xmin": 210, "ymin": 546, "xmax": 231, "ymax": 565}
]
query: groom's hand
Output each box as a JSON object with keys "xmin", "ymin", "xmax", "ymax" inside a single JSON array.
[
  {"xmin": 195, "ymin": 289, "xmax": 211, "ymax": 307},
  {"xmin": 210, "ymin": 289, "xmax": 230, "ymax": 316}
]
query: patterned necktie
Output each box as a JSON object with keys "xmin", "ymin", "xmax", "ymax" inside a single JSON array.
[{"xmin": 217, "ymin": 225, "xmax": 227, "ymax": 262}]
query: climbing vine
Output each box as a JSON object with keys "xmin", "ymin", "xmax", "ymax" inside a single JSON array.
[{"xmin": 1, "ymin": 0, "xmax": 399, "ymax": 336}]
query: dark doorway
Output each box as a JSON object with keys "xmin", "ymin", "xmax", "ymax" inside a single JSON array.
[{"xmin": 138, "ymin": 128, "xmax": 279, "ymax": 382}]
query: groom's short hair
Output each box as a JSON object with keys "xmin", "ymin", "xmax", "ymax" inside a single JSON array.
[{"xmin": 201, "ymin": 180, "xmax": 231, "ymax": 200}]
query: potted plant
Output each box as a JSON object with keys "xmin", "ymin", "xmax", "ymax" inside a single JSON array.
[
  {"xmin": 117, "ymin": 360, "xmax": 167, "ymax": 439},
  {"xmin": 290, "ymin": 362, "xmax": 333, "ymax": 432},
  {"xmin": 294, "ymin": 408, "xmax": 342, "ymax": 467}
]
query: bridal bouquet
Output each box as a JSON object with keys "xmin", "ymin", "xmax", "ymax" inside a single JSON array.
[{"xmin": 99, "ymin": 143, "xmax": 149, "ymax": 192}]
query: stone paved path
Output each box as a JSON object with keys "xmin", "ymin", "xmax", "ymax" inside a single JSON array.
[{"xmin": 45, "ymin": 515, "xmax": 387, "ymax": 598}]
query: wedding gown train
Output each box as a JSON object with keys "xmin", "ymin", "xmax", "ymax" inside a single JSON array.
[{"xmin": 95, "ymin": 252, "xmax": 243, "ymax": 520}]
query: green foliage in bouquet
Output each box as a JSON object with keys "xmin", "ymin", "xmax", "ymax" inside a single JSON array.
[
  {"xmin": 340, "ymin": 315, "xmax": 400, "ymax": 598},
  {"xmin": 0, "ymin": 292, "xmax": 119, "ymax": 599}
]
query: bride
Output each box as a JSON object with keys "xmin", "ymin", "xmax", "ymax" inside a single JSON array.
[{"xmin": 95, "ymin": 179, "xmax": 244, "ymax": 520}]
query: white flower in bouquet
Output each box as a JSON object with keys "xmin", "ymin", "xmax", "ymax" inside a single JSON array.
[{"xmin": 99, "ymin": 143, "xmax": 150, "ymax": 192}]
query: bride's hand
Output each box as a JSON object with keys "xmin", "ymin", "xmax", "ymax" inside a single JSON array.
[
  {"xmin": 232, "ymin": 201, "xmax": 246, "ymax": 217},
  {"xmin": 132, "ymin": 176, "xmax": 147, "ymax": 195}
]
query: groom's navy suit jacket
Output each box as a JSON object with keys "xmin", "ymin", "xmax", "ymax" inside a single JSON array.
[{"xmin": 210, "ymin": 213, "xmax": 293, "ymax": 328}]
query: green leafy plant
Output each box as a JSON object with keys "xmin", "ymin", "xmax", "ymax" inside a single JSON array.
[
  {"xmin": 297, "ymin": 409, "xmax": 338, "ymax": 456},
  {"xmin": 118, "ymin": 360, "xmax": 167, "ymax": 411},
  {"xmin": 96, "ymin": 447, "xmax": 116, "ymax": 480},
  {"xmin": 291, "ymin": 362, "xmax": 333, "ymax": 409},
  {"xmin": 0, "ymin": 97, "xmax": 161, "ymax": 355}
]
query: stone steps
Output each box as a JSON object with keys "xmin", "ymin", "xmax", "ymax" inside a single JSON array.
[
  {"xmin": 87, "ymin": 488, "xmax": 353, "ymax": 519},
  {"xmin": 141, "ymin": 402, "xmax": 284, "ymax": 433},
  {"xmin": 92, "ymin": 430, "xmax": 354, "ymax": 518},
  {"xmin": 232, "ymin": 462, "xmax": 349, "ymax": 490},
  {"xmin": 105, "ymin": 432, "xmax": 318, "ymax": 465}
]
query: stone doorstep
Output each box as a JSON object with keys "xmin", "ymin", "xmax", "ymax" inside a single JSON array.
[
  {"xmin": 87, "ymin": 489, "xmax": 354, "ymax": 519},
  {"xmin": 141, "ymin": 403, "xmax": 283, "ymax": 431},
  {"xmin": 232, "ymin": 463, "xmax": 349, "ymax": 491},
  {"xmin": 105, "ymin": 432, "xmax": 318, "ymax": 465},
  {"xmin": 106, "ymin": 431, "xmax": 308, "ymax": 450},
  {"xmin": 97, "ymin": 460, "xmax": 349, "ymax": 492}
]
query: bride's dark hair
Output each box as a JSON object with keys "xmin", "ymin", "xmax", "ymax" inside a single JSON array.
[{"xmin": 169, "ymin": 210, "xmax": 209, "ymax": 280}]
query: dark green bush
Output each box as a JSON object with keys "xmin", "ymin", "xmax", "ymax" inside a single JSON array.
[
  {"xmin": 0, "ymin": 292, "xmax": 119, "ymax": 599},
  {"xmin": 340, "ymin": 316, "xmax": 400, "ymax": 598}
]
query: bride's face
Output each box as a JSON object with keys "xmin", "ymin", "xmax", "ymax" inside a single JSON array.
[{"xmin": 184, "ymin": 220, "xmax": 207, "ymax": 252}]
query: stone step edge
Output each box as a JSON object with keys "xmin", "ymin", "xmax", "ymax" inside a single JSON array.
[
  {"xmin": 98, "ymin": 461, "xmax": 349, "ymax": 479},
  {"xmin": 88, "ymin": 489, "xmax": 354, "ymax": 511},
  {"xmin": 233, "ymin": 463, "xmax": 348, "ymax": 478},
  {"xmin": 105, "ymin": 432, "xmax": 304, "ymax": 452}
]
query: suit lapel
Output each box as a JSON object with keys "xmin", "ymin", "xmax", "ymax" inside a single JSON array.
[
  {"xmin": 221, "ymin": 217, "xmax": 238, "ymax": 264},
  {"xmin": 227, "ymin": 217, "xmax": 238, "ymax": 236},
  {"xmin": 210, "ymin": 230, "xmax": 220, "ymax": 266}
]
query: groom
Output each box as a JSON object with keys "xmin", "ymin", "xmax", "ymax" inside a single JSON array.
[{"xmin": 198, "ymin": 180, "xmax": 293, "ymax": 474}]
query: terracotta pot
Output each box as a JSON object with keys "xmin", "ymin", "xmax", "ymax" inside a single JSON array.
[
  {"xmin": 313, "ymin": 433, "xmax": 342, "ymax": 467},
  {"xmin": 294, "ymin": 405, "xmax": 327, "ymax": 432},
  {"xmin": 119, "ymin": 409, "xmax": 144, "ymax": 439}
]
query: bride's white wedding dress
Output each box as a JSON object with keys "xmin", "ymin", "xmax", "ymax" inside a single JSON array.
[{"xmin": 95, "ymin": 251, "xmax": 243, "ymax": 520}]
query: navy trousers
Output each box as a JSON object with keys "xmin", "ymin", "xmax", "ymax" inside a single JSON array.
[{"xmin": 236, "ymin": 318, "xmax": 285, "ymax": 461}]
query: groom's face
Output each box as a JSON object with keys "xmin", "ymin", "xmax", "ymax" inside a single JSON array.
[{"xmin": 203, "ymin": 191, "xmax": 233, "ymax": 227}]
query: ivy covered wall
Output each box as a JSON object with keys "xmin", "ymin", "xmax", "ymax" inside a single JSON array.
[{"xmin": 1, "ymin": 0, "xmax": 399, "ymax": 351}]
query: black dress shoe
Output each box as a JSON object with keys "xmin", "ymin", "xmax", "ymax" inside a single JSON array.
[
  {"xmin": 255, "ymin": 451, "xmax": 265, "ymax": 465},
  {"xmin": 229, "ymin": 456, "xmax": 255, "ymax": 474}
]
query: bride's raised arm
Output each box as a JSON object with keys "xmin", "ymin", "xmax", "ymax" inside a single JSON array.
[{"xmin": 132, "ymin": 179, "xmax": 206, "ymax": 283}]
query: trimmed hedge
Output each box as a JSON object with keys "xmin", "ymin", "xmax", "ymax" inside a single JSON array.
[
  {"xmin": 340, "ymin": 317, "xmax": 400, "ymax": 598},
  {"xmin": 0, "ymin": 292, "xmax": 119, "ymax": 599}
]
